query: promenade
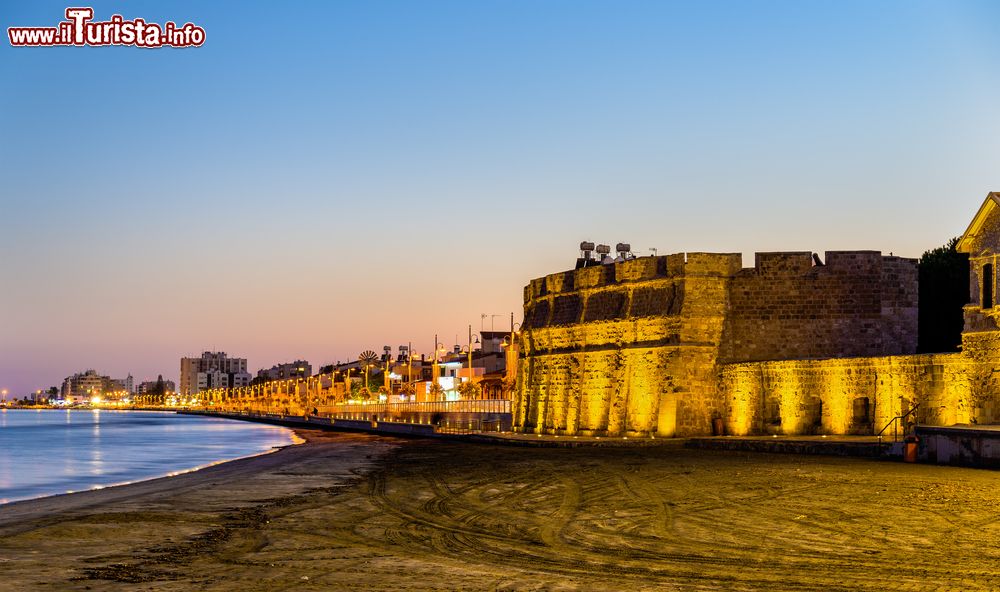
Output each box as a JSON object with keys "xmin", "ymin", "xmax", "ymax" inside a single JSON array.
[{"xmin": 183, "ymin": 409, "xmax": 906, "ymax": 457}]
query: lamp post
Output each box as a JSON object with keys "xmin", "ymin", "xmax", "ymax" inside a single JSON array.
[
  {"xmin": 407, "ymin": 341, "xmax": 413, "ymax": 396},
  {"xmin": 467, "ymin": 324, "xmax": 473, "ymax": 395},
  {"xmin": 383, "ymin": 358, "xmax": 391, "ymax": 395},
  {"xmin": 307, "ymin": 376, "xmax": 316, "ymax": 414},
  {"xmin": 433, "ymin": 333, "xmax": 439, "ymax": 383},
  {"xmin": 434, "ymin": 340, "xmax": 449, "ymax": 401},
  {"xmin": 504, "ymin": 315, "xmax": 522, "ymax": 400}
]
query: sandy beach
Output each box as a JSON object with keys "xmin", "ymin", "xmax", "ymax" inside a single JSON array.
[{"xmin": 2, "ymin": 429, "xmax": 1000, "ymax": 591}]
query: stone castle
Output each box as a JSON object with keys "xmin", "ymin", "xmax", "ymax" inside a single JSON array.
[{"xmin": 512, "ymin": 193, "xmax": 1000, "ymax": 437}]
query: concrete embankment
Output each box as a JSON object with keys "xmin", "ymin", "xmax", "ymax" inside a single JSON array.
[
  {"xmin": 181, "ymin": 411, "xmax": 906, "ymax": 455},
  {"xmin": 181, "ymin": 411, "xmax": 688, "ymax": 447},
  {"xmin": 915, "ymin": 425, "xmax": 1000, "ymax": 467},
  {"xmin": 177, "ymin": 412, "xmax": 1000, "ymax": 468},
  {"xmin": 686, "ymin": 436, "xmax": 887, "ymax": 458}
]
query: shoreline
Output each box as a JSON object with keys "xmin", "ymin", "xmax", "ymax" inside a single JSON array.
[
  {"xmin": 0, "ymin": 426, "xmax": 320, "ymax": 521},
  {"xmin": 0, "ymin": 428, "xmax": 396, "ymax": 539},
  {"xmin": 0, "ymin": 436, "xmax": 300, "ymax": 508},
  {"xmin": 0, "ymin": 428, "xmax": 404, "ymax": 589},
  {"xmin": 0, "ymin": 409, "xmax": 304, "ymax": 508}
]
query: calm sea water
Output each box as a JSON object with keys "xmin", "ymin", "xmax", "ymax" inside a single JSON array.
[{"xmin": 0, "ymin": 409, "xmax": 296, "ymax": 505}]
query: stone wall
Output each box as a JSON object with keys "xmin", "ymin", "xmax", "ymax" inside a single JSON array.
[
  {"xmin": 514, "ymin": 250, "xmax": 919, "ymax": 437},
  {"xmin": 718, "ymin": 354, "xmax": 971, "ymax": 436},
  {"xmin": 718, "ymin": 335, "xmax": 1000, "ymax": 437},
  {"xmin": 722, "ymin": 251, "xmax": 918, "ymax": 363},
  {"xmin": 515, "ymin": 253, "xmax": 740, "ymax": 437}
]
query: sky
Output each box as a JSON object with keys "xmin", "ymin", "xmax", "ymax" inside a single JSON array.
[{"xmin": 3, "ymin": 0, "xmax": 1000, "ymax": 396}]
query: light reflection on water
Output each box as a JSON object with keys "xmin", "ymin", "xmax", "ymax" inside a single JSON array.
[{"xmin": 0, "ymin": 410, "xmax": 295, "ymax": 504}]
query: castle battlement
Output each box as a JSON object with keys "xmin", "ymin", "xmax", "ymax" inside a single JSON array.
[
  {"xmin": 527, "ymin": 252, "xmax": 757, "ymax": 302},
  {"xmin": 515, "ymin": 248, "xmax": 919, "ymax": 438},
  {"xmin": 513, "ymin": 193, "xmax": 1000, "ymax": 439}
]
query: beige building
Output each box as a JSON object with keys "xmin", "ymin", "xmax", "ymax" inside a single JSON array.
[
  {"xmin": 180, "ymin": 351, "xmax": 252, "ymax": 397},
  {"xmin": 61, "ymin": 370, "xmax": 116, "ymax": 403},
  {"xmin": 255, "ymin": 360, "xmax": 312, "ymax": 384}
]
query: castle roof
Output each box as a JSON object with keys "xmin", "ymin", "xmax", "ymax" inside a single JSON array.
[{"xmin": 957, "ymin": 192, "xmax": 1000, "ymax": 253}]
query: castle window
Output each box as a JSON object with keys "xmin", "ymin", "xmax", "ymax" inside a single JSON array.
[{"xmin": 984, "ymin": 263, "xmax": 994, "ymax": 309}]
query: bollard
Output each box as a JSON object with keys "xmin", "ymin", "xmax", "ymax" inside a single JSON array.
[{"xmin": 903, "ymin": 435, "xmax": 919, "ymax": 463}]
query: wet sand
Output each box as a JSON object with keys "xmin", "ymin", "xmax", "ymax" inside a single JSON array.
[{"xmin": 2, "ymin": 429, "xmax": 999, "ymax": 591}]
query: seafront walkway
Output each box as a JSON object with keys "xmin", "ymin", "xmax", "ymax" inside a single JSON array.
[
  {"xmin": 180, "ymin": 409, "xmax": 905, "ymax": 456},
  {"xmin": 182, "ymin": 409, "xmax": 1000, "ymax": 467}
]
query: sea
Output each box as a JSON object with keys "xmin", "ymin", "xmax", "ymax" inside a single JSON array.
[{"xmin": 0, "ymin": 409, "xmax": 296, "ymax": 505}]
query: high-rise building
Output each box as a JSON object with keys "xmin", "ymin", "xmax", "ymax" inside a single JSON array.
[{"xmin": 179, "ymin": 351, "xmax": 252, "ymax": 397}]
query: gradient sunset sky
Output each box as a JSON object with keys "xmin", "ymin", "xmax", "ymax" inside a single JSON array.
[{"xmin": 3, "ymin": 0, "xmax": 1000, "ymax": 396}]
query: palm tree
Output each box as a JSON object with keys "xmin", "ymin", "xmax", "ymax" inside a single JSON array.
[{"xmin": 458, "ymin": 380, "xmax": 482, "ymax": 399}]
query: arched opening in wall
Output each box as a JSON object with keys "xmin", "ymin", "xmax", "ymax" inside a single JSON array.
[
  {"xmin": 851, "ymin": 396, "xmax": 871, "ymax": 434},
  {"xmin": 764, "ymin": 397, "xmax": 781, "ymax": 435},
  {"xmin": 809, "ymin": 397, "xmax": 823, "ymax": 434},
  {"xmin": 983, "ymin": 263, "xmax": 994, "ymax": 309}
]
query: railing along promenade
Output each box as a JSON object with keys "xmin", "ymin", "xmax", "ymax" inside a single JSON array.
[
  {"xmin": 199, "ymin": 397, "xmax": 512, "ymax": 435},
  {"xmin": 320, "ymin": 398, "xmax": 510, "ymax": 416}
]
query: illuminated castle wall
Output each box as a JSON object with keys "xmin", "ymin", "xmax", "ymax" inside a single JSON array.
[
  {"xmin": 513, "ymin": 250, "xmax": 918, "ymax": 437},
  {"xmin": 722, "ymin": 251, "xmax": 917, "ymax": 363},
  {"xmin": 717, "ymin": 192, "xmax": 1000, "ymax": 437},
  {"xmin": 719, "ymin": 320, "xmax": 1000, "ymax": 437},
  {"xmin": 515, "ymin": 193, "xmax": 1000, "ymax": 437},
  {"xmin": 514, "ymin": 254, "xmax": 735, "ymax": 437}
]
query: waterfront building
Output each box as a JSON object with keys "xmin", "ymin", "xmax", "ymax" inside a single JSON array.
[
  {"xmin": 111, "ymin": 374, "xmax": 134, "ymax": 394},
  {"xmin": 253, "ymin": 360, "xmax": 312, "ymax": 384},
  {"xmin": 61, "ymin": 370, "xmax": 117, "ymax": 403},
  {"xmin": 179, "ymin": 352, "xmax": 252, "ymax": 397},
  {"xmin": 136, "ymin": 378, "xmax": 176, "ymax": 394}
]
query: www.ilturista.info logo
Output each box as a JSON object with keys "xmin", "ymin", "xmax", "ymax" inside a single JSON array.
[{"xmin": 8, "ymin": 7, "xmax": 205, "ymax": 48}]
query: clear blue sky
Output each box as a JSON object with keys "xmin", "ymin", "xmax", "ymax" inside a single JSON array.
[{"xmin": 3, "ymin": 0, "xmax": 1000, "ymax": 396}]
